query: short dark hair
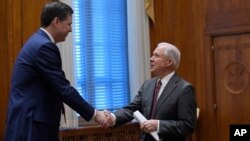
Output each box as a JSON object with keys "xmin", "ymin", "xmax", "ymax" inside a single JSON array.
[{"xmin": 40, "ymin": 1, "xmax": 73, "ymax": 27}]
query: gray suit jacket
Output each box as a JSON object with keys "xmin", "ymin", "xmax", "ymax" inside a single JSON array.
[{"xmin": 114, "ymin": 73, "xmax": 197, "ymax": 141}]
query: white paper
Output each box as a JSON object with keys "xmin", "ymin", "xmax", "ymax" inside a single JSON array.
[{"xmin": 133, "ymin": 110, "xmax": 160, "ymax": 141}]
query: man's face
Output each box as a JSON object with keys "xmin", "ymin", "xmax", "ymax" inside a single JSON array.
[
  {"xmin": 54, "ymin": 15, "xmax": 72, "ymax": 43},
  {"xmin": 150, "ymin": 46, "xmax": 172, "ymax": 77}
]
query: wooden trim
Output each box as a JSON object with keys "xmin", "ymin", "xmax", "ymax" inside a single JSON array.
[
  {"xmin": 206, "ymin": 9, "xmax": 250, "ymax": 36},
  {"xmin": 59, "ymin": 122, "xmax": 140, "ymax": 141}
]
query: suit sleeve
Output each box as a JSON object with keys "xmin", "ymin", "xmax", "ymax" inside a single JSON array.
[
  {"xmin": 35, "ymin": 43, "xmax": 95, "ymax": 121},
  {"xmin": 114, "ymin": 81, "xmax": 146, "ymax": 126}
]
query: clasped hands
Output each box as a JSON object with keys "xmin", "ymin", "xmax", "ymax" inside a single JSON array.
[
  {"xmin": 94, "ymin": 110, "xmax": 115, "ymax": 128},
  {"xmin": 94, "ymin": 110, "xmax": 158, "ymax": 133}
]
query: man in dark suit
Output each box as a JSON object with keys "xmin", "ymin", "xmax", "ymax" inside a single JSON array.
[
  {"xmin": 104, "ymin": 42, "xmax": 197, "ymax": 141},
  {"xmin": 5, "ymin": 2, "xmax": 106, "ymax": 141}
]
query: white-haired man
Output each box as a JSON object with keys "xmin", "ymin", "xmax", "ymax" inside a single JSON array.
[{"xmin": 104, "ymin": 42, "xmax": 197, "ymax": 141}]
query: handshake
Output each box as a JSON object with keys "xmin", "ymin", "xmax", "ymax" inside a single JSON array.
[
  {"xmin": 94, "ymin": 109, "xmax": 159, "ymax": 140},
  {"xmin": 94, "ymin": 110, "xmax": 116, "ymax": 128}
]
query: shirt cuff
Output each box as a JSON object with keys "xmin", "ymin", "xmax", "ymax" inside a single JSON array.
[
  {"xmin": 157, "ymin": 120, "xmax": 160, "ymax": 133},
  {"xmin": 90, "ymin": 109, "xmax": 97, "ymax": 121},
  {"xmin": 111, "ymin": 113, "xmax": 116, "ymax": 126}
]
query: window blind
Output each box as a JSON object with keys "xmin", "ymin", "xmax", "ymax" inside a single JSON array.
[{"xmin": 72, "ymin": 0, "xmax": 129, "ymax": 111}]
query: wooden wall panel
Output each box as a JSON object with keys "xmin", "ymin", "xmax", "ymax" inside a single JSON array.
[
  {"xmin": 150, "ymin": 0, "xmax": 201, "ymax": 83},
  {"xmin": 0, "ymin": 0, "xmax": 22, "ymax": 140},
  {"xmin": 0, "ymin": 0, "xmax": 10, "ymax": 140},
  {"xmin": 213, "ymin": 34, "xmax": 250, "ymax": 141},
  {"xmin": 149, "ymin": 0, "xmax": 174, "ymax": 52},
  {"xmin": 21, "ymin": 0, "xmax": 52, "ymax": 42},
  {"xmin": 204, "ymin": 0, "xmax": 250, "ymax": 141},
  {"xmin": 206, "ymin": 0, "xmax": 250, "ymax": 35}
]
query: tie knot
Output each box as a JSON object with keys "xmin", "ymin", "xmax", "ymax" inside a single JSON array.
[
  {"xmin": 155, "ymin": 80, "xmax": 162, "ymax": 90},
  {"xmin": 157, "ymin": 80, "xmax": 162, "ymax": 86}
]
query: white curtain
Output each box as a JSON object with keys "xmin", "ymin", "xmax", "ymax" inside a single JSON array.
[
  {"xmin": 58, "ymin": 0, "xmax": 151, "ymax": 127},
  {"xmin": 58, "ymin": 0, "xmax": 78, "ymax": 128},
  {"xmin": 57, "ymin": 36, "xmax": 79, "ymax": 128},
  {"xmin": 127, "ymin": 0, "xmax": 151, "ymax": 100}
]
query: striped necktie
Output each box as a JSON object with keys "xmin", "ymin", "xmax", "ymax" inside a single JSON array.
[{"xmin": 150, "ymin": 80, "xmax": 162, "ymax": 118}]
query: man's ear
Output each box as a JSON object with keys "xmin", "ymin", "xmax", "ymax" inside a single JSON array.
[
  {"xmin": 52, "ymin": 17, "xmax": 60, "ymax": 26},
  {"xmin": 166, "ymin": 59, "xmax": 173, "ymax": 67}
]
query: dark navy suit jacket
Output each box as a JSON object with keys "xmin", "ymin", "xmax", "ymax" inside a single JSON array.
[
  {"xmin": 5, "ymin": 29, "xmax": 95, "ymax": 141},
  {"xmin": 114, "ymin": 73, "xmax": 197, "ymax": 141}
]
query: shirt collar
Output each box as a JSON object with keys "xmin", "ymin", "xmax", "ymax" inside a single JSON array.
[
  {"xmin": 40, "ymin": 28, "xmax": 55, "ymax": 43},
  {"xmin": 158, "ymin": 71, "xmax": 175, "ymax": 87}
]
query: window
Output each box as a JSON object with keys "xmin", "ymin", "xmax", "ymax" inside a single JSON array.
[{"xmin": 72, "ymin": 0, "xmax": 130, "ymax": 111}]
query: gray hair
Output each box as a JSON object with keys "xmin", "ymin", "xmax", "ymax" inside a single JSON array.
[{"xmin": 157, "ymin": 42, "xmax": 181, "ymax": 69}]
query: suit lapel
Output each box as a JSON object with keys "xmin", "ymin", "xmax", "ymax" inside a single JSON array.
[{"xmin": 155, "ymin": 74, "xmax": 180, "ymax": 114}]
